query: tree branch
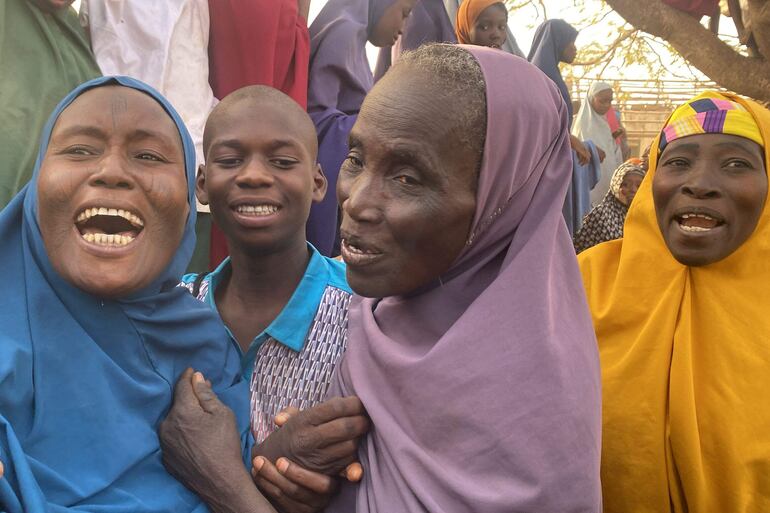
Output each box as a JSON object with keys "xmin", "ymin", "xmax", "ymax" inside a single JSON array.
[
  {"xmin": 573, "ymin": 28, "xmax": 637, "ymax": 66},
  {"xmin": 604, "ymin": 0, "xmax": 770, "ymax": 102}
]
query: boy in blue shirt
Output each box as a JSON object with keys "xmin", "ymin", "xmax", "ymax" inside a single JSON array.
[{"xmin": 180, "ymin": 85, "xmax": 352, "ymax": 447}]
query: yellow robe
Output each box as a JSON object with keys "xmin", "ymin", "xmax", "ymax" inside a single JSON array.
[{"xmin": 579, "ymin": 92, "xmax": 770, "ymax": 512}]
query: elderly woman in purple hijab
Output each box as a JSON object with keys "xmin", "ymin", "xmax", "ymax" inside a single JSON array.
[
  {"xmin": 306, "ymin": 0, "xmax": 417, "ymax": 255},
  {"xmin": 158, "ymin": 42, "xmax": 602, "ymax": 513},
  {"xmin": 326, "ymin": 43, "xmax": 602, "ymax": 511}
]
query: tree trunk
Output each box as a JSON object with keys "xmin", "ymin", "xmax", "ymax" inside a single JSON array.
[
  {"xmin": 604, "ymin": 0, "xmax": 770, "ymax": 103},
  {"xmin": 746, "ymin": 0, "xmax": 770, "ymax": 58}
]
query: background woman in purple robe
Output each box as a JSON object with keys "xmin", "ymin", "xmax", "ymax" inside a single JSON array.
[
  {"xmin": 373, "ymin": 0, "xmax": 457, "ymax": 81},
  {"xmin": 306, "ymin": 0, "xmax": 417, "ymax": 255},
  {"xmin": 327, "ymin": 43, "xmax": 602, "ymax": 512}
]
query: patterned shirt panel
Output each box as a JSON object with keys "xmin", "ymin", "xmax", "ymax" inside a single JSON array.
[
  {"xmin": 178, "ymin": 246, "xmax": 352, "ymax": 442},
  {"xmin": 178, "ymin": 275, "xmax": 210, "ymax": 302},
  {"xmin": 250, "ymin": 286, "xmax": 351, "ymax": 444}
]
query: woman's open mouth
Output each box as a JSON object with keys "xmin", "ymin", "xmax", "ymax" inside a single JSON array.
[
  {"xmin": 340, "ymin": 236, "xmax": 384, "ymax": 267},
  {"xmin": 673, "ymin": 210, "xmax": 725, "ymax": 234},
  {"xmin": 75, "ymin": 207, "xmax": 144, "ymax": 247}
]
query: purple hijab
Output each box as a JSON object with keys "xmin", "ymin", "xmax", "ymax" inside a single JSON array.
[
  {"xmin": 373, "ymin": 0, "xmax": 457, "ymax": 81},
  {"xmin": 306, "ymin": 0, "xmax": 398, "ymax": 255},
  {"xmin": 527, "ymin": 19, "xmax": 578, "ymax": 120},
  {"xmin": 325, "ymin": 46, "xmax": 602, "ymax": 512}
]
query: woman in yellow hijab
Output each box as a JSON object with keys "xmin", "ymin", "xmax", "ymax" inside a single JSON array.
[{"xmin": 579, "ymin": 91, "xmax": 770, "ymax": 512}]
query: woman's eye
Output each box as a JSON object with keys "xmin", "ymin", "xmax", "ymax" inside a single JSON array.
[
  {"xmin": 724, "ymin": 159, "xmax": 752, "ymax": 169},
  {"xmin": 394, "ymin": 175, "xmax": 419, "ymax": 186},
  {"xmin": 65, "ymin": 146, "xmax": 94, "ymax": 156},
  {"xmin": 345, "ymin": 155, "xmax": 363, "ymax": 168},
  {"xmin": 663, "ymin": 157, "xmax": 689, "ymax": 168}
]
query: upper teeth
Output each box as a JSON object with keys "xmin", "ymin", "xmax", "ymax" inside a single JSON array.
[
  {"xmin": 76, "ymin": 207, "xmax": 144, "ymax": 227},
  {"xmin": 343, "ymin": 240, "xmax": 376, "ymax": 254},
  {"xmin": 680, "ymin": 213, "xmax": 715, "ymax": 221},
  {"xmin": 82, "ymin": 233, "xmax": 135, "ymax": 246},
  {"xmin": 236, "ymin": 204, "xmax": 279, "ymax": 215}
]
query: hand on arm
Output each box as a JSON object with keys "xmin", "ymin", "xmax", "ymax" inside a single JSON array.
[
  {"xmin": 273, "ymin": 407, "xmax": 364, "ymax": 483},
  {"xmin": 253, "ymin": 397, "xmax": 369, "ymax": 476},
  {"xmin": 251, "ymin": 456, "xmax": 337, "ymax": 513},
  {"xmin": 249, "ymin": 404, "xmax": 366, "ymax": 512},
  {"xmin": 159, "ymin": 368, "xmax": 277, "ymax": 513},
  {"xmin": 570, "ymin": 135, "xmax": 590, "ymax": 166}
]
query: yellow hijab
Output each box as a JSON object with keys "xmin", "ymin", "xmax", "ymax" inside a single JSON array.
[{"xmin": 579, "ymin": 91, "xmax": 770, "ymax": 512}]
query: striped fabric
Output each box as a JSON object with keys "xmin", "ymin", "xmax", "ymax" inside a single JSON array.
[
  {"xmin": 659, "ymin": 91, "xmax": 763, "ymax": 151},
  {"xmin": 250, "ymin": 286, "xmax": 351, "ymax": 443}
]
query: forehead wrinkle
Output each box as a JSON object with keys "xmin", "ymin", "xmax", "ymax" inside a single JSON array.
[
  {"xmin": 52, "ymin": 124, "xmax": 109, "ymax": 142},
  {"xmin": 110, "ymin": 93, "xmax": 128, "ymax": 130},
  {"xmin": 51, "ymin": 87, "xmax": 183, "ymax": 159},
  {"xmin": 366, "ymin": 66, "xmax": 465, "ymax": 138},
  {"xmin": 664, "ymin": 136, "xmax": 765, "ymax": 161},
  {"xmin": 361, "ymin": 92, "xmax": 455, "ymax": 144}
]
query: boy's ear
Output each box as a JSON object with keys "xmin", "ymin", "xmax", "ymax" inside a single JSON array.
[
  {"xmin": 195, "ymin": 164, "xmax": 209, "ymax": 205},
  {"xmin": 311, "ymin": 163, "xmax": 328, "ymax": 203}
]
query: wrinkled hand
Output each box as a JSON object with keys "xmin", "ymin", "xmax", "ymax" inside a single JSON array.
[
  {"xmin": 252, "ymin": 456, "xmax": 337, "ymax": 513},
  {"xmin": 159, "ymin": 369, "xmax": 255, "ymax": 512},
  {"xmin": 253, "ymin": 397, "xmax": 369, "ymax": 477},
  {"xmin": 273, "ymin": 407, "xmax": 363, "ymax": 483},
  {"xmin": 570, "ymin": 135, "xmax": 590, "ymax": 166},
  {"xmin": 597, "ymin": 147, "xmax": 607, "ymax": 163}
]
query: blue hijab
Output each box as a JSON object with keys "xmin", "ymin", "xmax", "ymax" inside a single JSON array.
[
  {"xmin": 0, "ymin": 76, "xmax": 248, "ymax": 513},
  {"xmin": 527, "ymin": 19, "xmax": 578, "ymax": 120}
]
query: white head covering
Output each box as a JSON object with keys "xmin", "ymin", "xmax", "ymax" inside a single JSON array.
[{"xmin": 572, "ymin": 81, "xmax": 624, "ymax": 205}]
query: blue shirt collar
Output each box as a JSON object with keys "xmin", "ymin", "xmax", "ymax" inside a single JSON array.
[{"xmin": 207, "ymin": 244, "xmax": 349, "ymax": 353}]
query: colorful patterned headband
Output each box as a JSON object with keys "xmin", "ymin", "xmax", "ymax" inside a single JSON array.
[{"xmin": 659, "ymin": 92, "xmax": 764, "ymax": 152}]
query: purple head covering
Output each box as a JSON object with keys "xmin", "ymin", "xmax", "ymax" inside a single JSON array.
[
  {"xmin": 373, "ymin": 0, "xmax": 457, "ymax": 81},
  {"xmin": 527, "ymin": 19, "xmax": 578, "ymax": 120},
  {"xmin": 325, "ymin": 45, "xmax": 602, "ymax": 512},
  {"xmin": 308, "ymin": 0, "xmax": 396, "ymax": 114},
  {"xmin": 306, "ymin": 0, "xmax": 399, "ymax": 255}
]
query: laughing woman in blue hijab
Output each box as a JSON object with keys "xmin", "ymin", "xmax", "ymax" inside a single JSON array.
[{"xmin": 0, "ymin": 76, "xmax": 263, "ymax": 512}]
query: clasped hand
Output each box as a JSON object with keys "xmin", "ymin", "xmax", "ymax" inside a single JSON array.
[{"xmin": 159, "ymin": 368, "xmax": 369, "ymax": 513}]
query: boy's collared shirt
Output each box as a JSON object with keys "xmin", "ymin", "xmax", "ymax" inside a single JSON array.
[{"xmin": 180, "ymin": 244, "xmax": 351, "ymax": 443}]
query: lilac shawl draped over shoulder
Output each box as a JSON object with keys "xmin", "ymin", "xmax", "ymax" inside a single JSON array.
[
  {"xmin": 307, "ymin": 0, "xmax": 397, "ymax": 255},
  {"xmin": 325, "ymin": 46, "xmax": 602, "ymax": 512}
]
